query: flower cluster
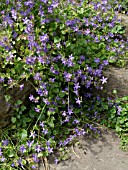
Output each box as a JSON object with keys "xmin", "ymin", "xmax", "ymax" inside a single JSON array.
[{"xmin": 0, "ymin": 0, "xmax": 127, "ymax": 169}]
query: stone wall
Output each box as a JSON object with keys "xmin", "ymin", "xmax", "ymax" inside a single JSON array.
[
  {"xmin": 117, "ymin": 13, "xmax": 128, "ymax": 37},
  {"xmin": 0, "ymin": 80, "xmax": 35, "ymax": 129},
  {"xmin": 103, "ymin": 66, "xmax": 128, "ymax": 97}
]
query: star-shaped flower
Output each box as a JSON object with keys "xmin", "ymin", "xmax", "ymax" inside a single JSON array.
[{"xmin": 100, "ymin": 76, "xmax": 108, "ymax": 84}]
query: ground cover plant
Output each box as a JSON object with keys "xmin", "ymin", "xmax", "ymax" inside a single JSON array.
[
  {"xmin": 113, "ymin": 0, "xmax": 128, "ymax": 14},
  {"xmin": 100, "ymin": 95, "xmax": 128, "ymax": 151},
  {"xmin": 0, "ymin": 0, "xmax": 127, "ymax": 169}
]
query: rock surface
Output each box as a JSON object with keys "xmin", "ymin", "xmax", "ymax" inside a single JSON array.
[
  {"xmin": 103, "ymin": 66, "xmax": 128, "ymax": 97},
  {"xmin": 117, "ymin": 13, "xmax": 128, "ymax": 36},
  {"xmin": 0, "ymin": 80, "xmax": 35, "ymax": 129},
  {"xmin": 39, "ymin": 128, "xmax": 128, "ymax": 170}
]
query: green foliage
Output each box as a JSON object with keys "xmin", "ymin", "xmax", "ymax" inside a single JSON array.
[
  {"xmin": 116, "ymin": 0, "xmax": 128, "ymax": 14},
  {"xmin": 0, "ymin": 0, "xmax": 127, "ymax": 169},
  {"xmin": 101, "ymin": 96, "xmax": 128, "ymax": 150}
]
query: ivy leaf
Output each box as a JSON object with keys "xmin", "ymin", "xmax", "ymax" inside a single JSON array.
[
  {"xmin": 66, "ymin": 41, "xmax": 70, "ymax": 47},
  {"xmin": 16, "ymin": 100, "xmax": 23, "ymax": 105},
  {"xmin": 22, "ymin": 159, "xmax": 26, "ymax": 165},
  {"xmin": 54, "ymin": 36, "xmax": 61, "ymax": 43},
  {"xmin": 7, "ymin": 150, "xmax": 15, "ymax": 158},
  {"xmin": 5, "ymin": 95, "xmax": 11, "ymax": 102},
  {"xmin": 60, "ymin": 24, "xmax": 65, "ymax": 29},
  {"xmin": 48, "ymin": 121, "xmax": 54, "ymax": 128},
  {"xmin": 20, "ymin": 105, "xmax": 27, "ymax": 112},
  {"xmin": 116, "ymin": 126, "xmax": 122, "ymax": 132},
  {"xmin": 21, "ymin": 129, "xmax": 27, "ymax": 139},
  {"xmin": 59, "ymin": 92, "xmax": 65, "ymax": 98},
  {"xmin": 25, "ymin": 118, "xmax": 31, "ymax": 122},
  {"xmin": 54, "ymin": 88, "xmax": 59, "ymax": 93},
  {"xmin": 121, "ymin": 96, "xmax": 128, "ymax": 101},
  {"xmin": 53, "ymin": 130, "xmax": 58, "ymax": 135},
  {"xmin": 11, "ymin": 68, "xmax": 16, "ymax": 74},
  {"xmin": 119, "ymin": 119, "xmax": 125, "ymax": 124},
  {"xmin": 11, "ymin": 117, "xmax": 16, "ymax": 123},
  {"xmin": 38, "ymin": 152, "xmax": 44, "ymax": 157}
]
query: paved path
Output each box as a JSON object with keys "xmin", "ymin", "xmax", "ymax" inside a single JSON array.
[{"xmin": 39, "ymin": 127, "xmax": 128, "ymax": 170}]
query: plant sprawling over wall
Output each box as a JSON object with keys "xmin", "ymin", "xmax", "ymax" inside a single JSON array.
[{"xmin": 0, "ymin": 0, "xmax": 127, "ymax": 169}]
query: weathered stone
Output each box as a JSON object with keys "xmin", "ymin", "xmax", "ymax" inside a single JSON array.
[
  {"xmin": 0, "ymin": 80, "xmax": 35, "ymax": 129},
  {"xmin": 0, "ymin": 86, "xmax": 11, "ymax": 128},
  {"xmin": 103, "ymin": 66, "xmax": 128, "ymax": 98},
  {"xmin": 117, "ymin": 13, "xmax": 128, "ymax": 37}
]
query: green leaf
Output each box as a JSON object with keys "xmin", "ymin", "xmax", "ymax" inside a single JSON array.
[
  {"xmin": 51, "ymin": 82, "xmax": 60, "ymax": 88},
  {"xmin": 59, "ymin": 92, "xmax": 65, "ymax": 98},
  {"xmin": 54, "ymin": 88, "xmax": 59, "ymax": 93},
  {"xmin": 48, "ymin": 121, "xmax": 54, "ymax": 128},
  {"xmin": 25, "ymin": 118, "xmax": 31, "ymax": 122},
  {"xmin": 54, "ymin": 64, "xmax": 59, "ymax": 70},
  {"xmin": 109, "ymin": 59, "xmax": 115, "ymax": 63},
  {"xmin": 5, "ymin": 95, "xmax": 11, "ymax": 102},
  {"xmin": 99, "ymin": 43, "xmax": 105, "ymax": 48},
  {"xmin": 74, "ymin": 109, "xmax": 80, "ymax": 113},
  {"xmin": 119, "ymin": 119, "xmax": 125, "ymax": 124},
  {"xmin": 20, "ymin": 105, "xmax": 27, "ymax": 112},
  {"xmin": 11, "ymin": 125, "xmax": 16, "ymax": 129},
  {"xmin": 43, "ymin": 151, "xmax": 49, "ymax": 157},
  {"xmin": 103, "ymin": 104, "xmax": 108, "ymax": 110},
  {"xmin": 16, "ymin": 100, "xmax": 23, "ymax": 105},
  {"xmin": 11, "ymin": 68, "xmax": 15, "ymax": 74},
  {"xmin": 11, "ymin": 117, "xmax": 16, "ymax": 123},
  {"xmin": 66, "ymin": 41, "xmax": 70, "ymax": 47},
  {"xmin": 53, "ymin": 130, "xmax": 58, "ymax": 135},
  {"xmin": 7, "ymin": 150, "xmax": 15, "ymax": 158},
  {"xmin": 47, "ymin": 111, "xmax": 52, "ymax": 116},
  {"xmin": 47, "ymin": 44, "xmax": 51, "ymax": 49},
  {"xmin": 51, "ymin": 116, "xmax": 55, "ymax": 121},
  {"xmin": 17, "ymin": 115, "xmax": 20, "ymax": 119},
  {"xmin": 21, "ymin": 129, "xmax": 27, "ymax": 139},
  {"xmin": 29, "ymin": 111, "xmax": 35, "ymax": 118},
  {"xmin": 61, "ymin": 30, "xmax": 67, "ymax": 34},
  {"xmin": 121, "ymin": 96, "xmax": 128, "ymax": 101},
  {"xmin": 77, "ymin": 8, "xmax": 84, "ymax": 14},
  {"xmin": 54, "ymin": 36, "xmax": 61, "ymax": 43},
  {"xmin": 111, "ymin": 113, "xmax": 115, "ymax": 119},
  {"xmin": 116, "ymin": 126, "xmax": 122, "ymax": 132},
  {"xmin": 22, "ymin": 159, "xmax": 26, "ymax": 165},
  {"xmin": 126, "ymin": 103, "xmax": 128, "ymax": 109},
  {"xmin": 38, "ymin": 152, "xmax": 44, "ymax": 157},
  {"xmin": 64, "ymin": 129, "xmax": 70, "ymax": 134},
  {"xmin": 60, "ymin": 24, "xmax": 65, "ymax": 29},
  {"xmin": 112, "ymin": 90, "xmax": 117, "ymax": 94}
]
